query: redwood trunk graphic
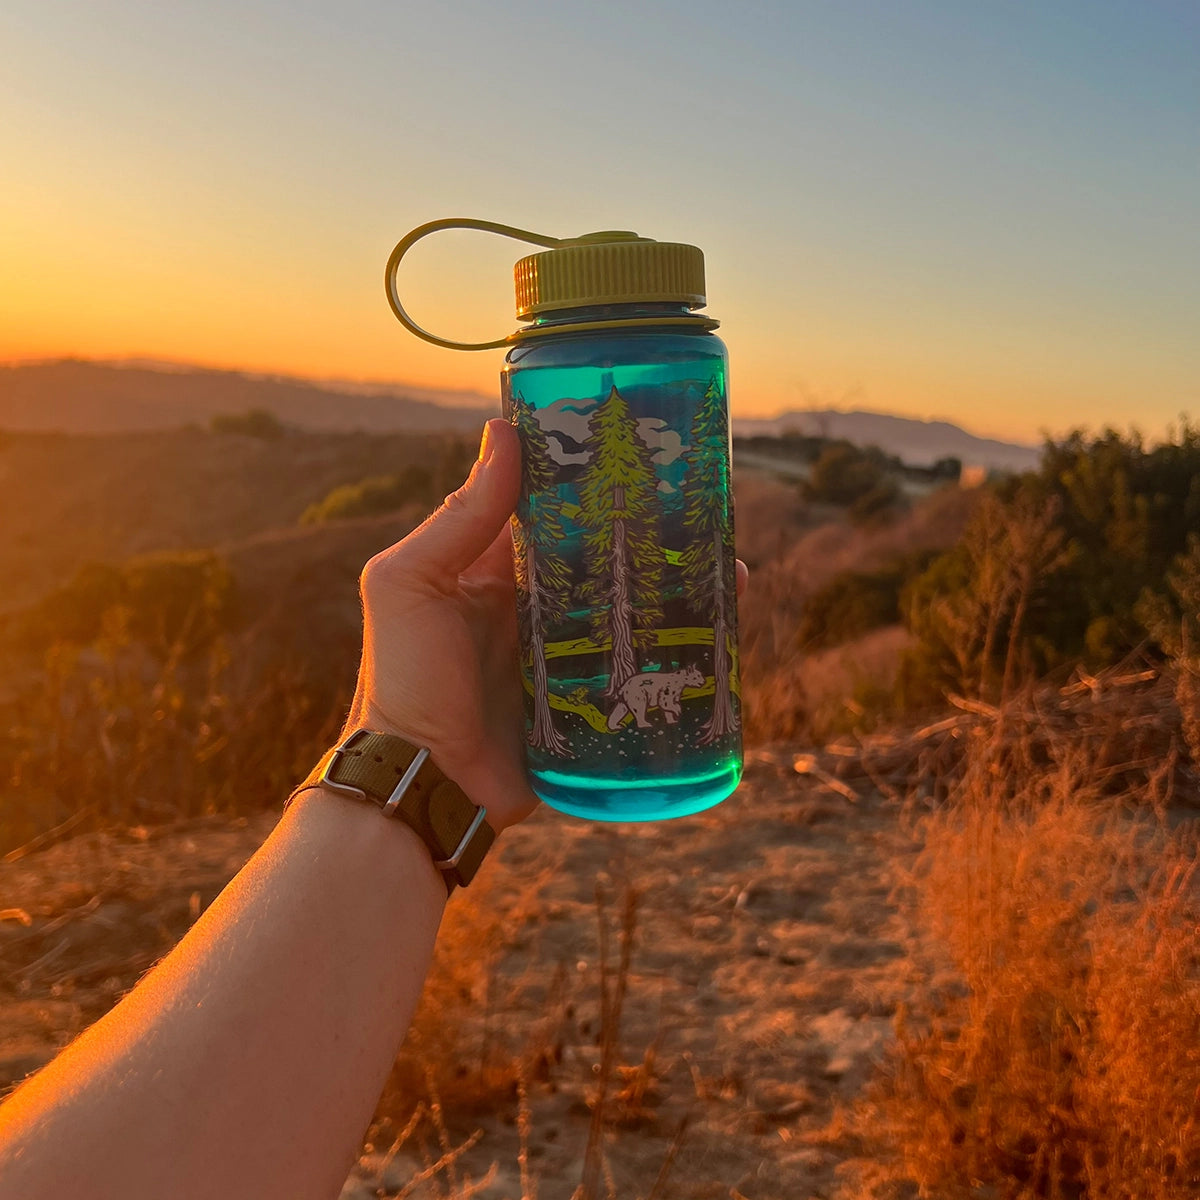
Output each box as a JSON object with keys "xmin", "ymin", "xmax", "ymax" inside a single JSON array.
[
  {"xmin": 682, "ymin": 376, "xmax": 740, "ymax": 744},
  {"xmin": 701, "ymin": 523, "xmax": 737, "ymax": 744},
  {"xmin": 604, "ymin": 510, "xmax": 638, "ymax": 698},
  {"xmin": 578, "ymin": 390, "xmax": 663, "ymax": 705},
  {"xmin": 511, "ymin": 390, "xmax": 571, "ymax": 757},
  {"xmin": 527, "ymin": 542, "xmax": 571, "ymax": 755}
]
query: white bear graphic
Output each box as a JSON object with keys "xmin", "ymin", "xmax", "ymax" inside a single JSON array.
[{"xmin": 607, "ymin": 665, "xmax": 705, "ymax": 731}]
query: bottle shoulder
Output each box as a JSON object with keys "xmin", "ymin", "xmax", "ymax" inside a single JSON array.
[{"xmin": 505, "ymin": 328, "xmax": 727, "ymax": 370}]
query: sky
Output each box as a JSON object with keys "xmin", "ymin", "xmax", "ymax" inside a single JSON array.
[{"xmin": 1, "ymin": 0, "xmax": 1197, "ymax": 443}]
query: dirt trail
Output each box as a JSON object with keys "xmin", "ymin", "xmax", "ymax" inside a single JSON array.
[{"xmin": 0, "ymin": 754, "xmax": 918, "ymax": 1198}]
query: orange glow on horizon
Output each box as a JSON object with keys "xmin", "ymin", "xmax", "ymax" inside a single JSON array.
[
  {"xmin": 0, "ymin": 332, "xmax": 1151, "ymax": 447},
  {"xmin": 0, "ymin": 223, "xmax": 1188, "ymax": 447}
]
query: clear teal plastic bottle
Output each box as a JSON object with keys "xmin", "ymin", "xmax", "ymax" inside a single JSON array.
[{"xmin": 385, "ymin": 222, "xmax": 742, "ymax": 821}]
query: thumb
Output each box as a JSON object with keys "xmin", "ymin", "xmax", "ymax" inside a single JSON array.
[{"xmin": 393, "ymin": 418, "xmax": 521, "ymax": 581}]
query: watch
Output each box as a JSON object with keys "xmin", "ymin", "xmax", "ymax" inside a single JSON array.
[{"xmin": 294, "ymin": 729, "xmax": 495, "ymax": 893}]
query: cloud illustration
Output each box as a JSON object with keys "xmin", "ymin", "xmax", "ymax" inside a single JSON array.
[
  {"xmin": 545, "ymin": 429, "xmax": 590, "ymax": 465},
  {"xmin": 638, "ymin": 418, "xmax": 686, "ymax": 466},
  {"xmin": 535, "ymin": 396, "xmax": 596, "ymax": 444}
]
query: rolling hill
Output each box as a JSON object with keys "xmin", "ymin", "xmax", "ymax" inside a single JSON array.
[
  {"xmin": 732, "ymin": 409, "xmax": 1040, "ymax": 473},
  {"xmin": 0, "ymin": 426, "xmax": 464, "ymax": 615},
  {"xmin": 0, "ymin": 360, "xmax": 495, "ymax": 435},
  {"xmin": 0, "ymin": 360, "xmax": 1040, "ymax": 473}
]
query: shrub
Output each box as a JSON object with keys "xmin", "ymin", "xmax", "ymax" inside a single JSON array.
[
  {"xmin": 738, "ymin": 486, "xmax": 976, "ymax": 743},
  {"xmin": 848, "ymin": 477, "xmax": 904, "ymax": 525},
  {"xmin": 209, "ymin": 408, "xmax": 286, "ymax": 439},
  {"xmin": 900, "ymin": 489, "xmax": 1071, "ymax": 705},
  {"xmin": 899, "ymin": 423, "xmax": 1200, "ymax": 705},
  {"xmin": 798, "ymin": 552, "xmax": 937, "ymax": 651},
  {"xmin": 15, "ymin": 550, "xmax": 236, "ymax": 656},
  {"xmin": 300, "ymin": 439, "xmax": 475, "ymax": 526},
  {"xmin": 804, "ymin": 441, "xmax": 895, "ymax": 507},
  {"xmin": 300, "ymin": 466, "xmax": 434, "ymax": 524},
  {"xmin": 1033, "ymin": 423, "xmax": 1200, "ymax": 659},
  {"xmin": 1140, "ymin": 534, "xmax": 1200, "ymax": 761},
  {"xmin": 1138, "ymin": 532, "xmax": 1200, "ymax": 659},
  {"xmin": 734, "ymin": 431, "xmax": 831, "ymax": 464},
  {"xmin": 434, "ymin": 436, "xmax": 477, "ymax": 497}
]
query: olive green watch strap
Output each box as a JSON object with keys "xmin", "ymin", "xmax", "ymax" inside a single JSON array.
[{"xmin": 294, "ymin": 730, "xmax": 494, "ymax": 893}]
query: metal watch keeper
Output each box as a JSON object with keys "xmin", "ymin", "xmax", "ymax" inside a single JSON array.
[{"xmin": 297, "ymin": 729, "xmax": 495, "ymax": 893}]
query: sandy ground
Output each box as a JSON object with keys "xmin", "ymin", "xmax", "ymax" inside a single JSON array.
[{"xmin": 0, "ymin": 751, "xmax": 921, "ymax": 1199}]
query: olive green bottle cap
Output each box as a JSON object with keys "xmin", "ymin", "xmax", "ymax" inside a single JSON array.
[{"xmin": 513, "ymin": 231, "xmax": 707, "ymax": 318}]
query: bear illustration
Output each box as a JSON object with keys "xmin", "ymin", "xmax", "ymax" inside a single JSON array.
[{"xmin": 607, "ymin": 665, "xmax": 705, "ymax": 731}]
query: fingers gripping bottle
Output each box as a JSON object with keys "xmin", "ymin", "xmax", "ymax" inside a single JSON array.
[{"xmin": 386, "ymin": 220, "xmax": 742, "ymax": 820}]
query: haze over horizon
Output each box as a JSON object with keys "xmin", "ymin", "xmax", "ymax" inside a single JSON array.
[
  {"xmin": 2, "ymin": 353, "xmax": 1053, "ymax": 452},
  {"xmin": 3, "ymin": 1, "xmax": 1197, "ymax": 443}
]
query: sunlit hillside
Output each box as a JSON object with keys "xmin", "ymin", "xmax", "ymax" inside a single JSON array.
[
  {"xmin": 1, "ymin": 403, "xmax": 1198, "ymax": 1197},
  {"xmin": 0, "ymin": 360, "xmax": 493, "ymax": 435}
]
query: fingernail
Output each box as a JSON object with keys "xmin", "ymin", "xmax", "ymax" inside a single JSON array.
[{"xmin": 477, "ymin": 422, "xmax": 495, "ymax": 465}]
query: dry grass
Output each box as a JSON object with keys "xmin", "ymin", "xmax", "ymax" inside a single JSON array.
[
  {"xmin": 792, "ymin": 624, "xmax": 912, "ymax": 740},
  {"xmin": 374, "ymin": 852, "xmax": 562, "ymax": 1125},
  {"xmin": 732, "ymin": 472, "xmax": 813, "ymax": 572},
  {"xmin": 1177, "ymin": 658, "xmax": 1200, "ymax": 764},
  {"xmin": 869, "ymin": 699, "xmax": 1200, "ymax": 1199},
  {"xmin": 364, "ymin": 873, "xmax": 688, "ymax": 1200},
  {"xmin": 0, "ymin": 631, "xmax": 345, "ymax": 854},
  {"xmin": 777, "ymin": 483, "xmax": 975, "ymax": 594},
  {"xmin": 737, "ymin": 478, "xmax": 975, "ymax": 743},
  {"xmin": 819, "ymin": 663, "xmax": 1195, "ymax": 819}
]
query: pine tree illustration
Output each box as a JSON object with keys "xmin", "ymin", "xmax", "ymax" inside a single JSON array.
[
  {"xmin": 577, "ymin": 386, "xmax": 664, "ymax": 699},
  {"xmin": 510, "ymin": 392, "xmax": 572, "ymax": 756},
  {"xmin": 681, "ymin": 376, "xmax": 740, "ymax": 743}
]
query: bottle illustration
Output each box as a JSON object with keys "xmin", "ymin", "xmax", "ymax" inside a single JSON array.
[{"xmin": 385, "ymin": 220, "xmax": 742, "ymax": 820}]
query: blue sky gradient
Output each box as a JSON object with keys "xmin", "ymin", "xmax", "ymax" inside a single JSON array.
[{"xmin": 2, "ymin": 0, "xmax": 1197, "ymax": 440}]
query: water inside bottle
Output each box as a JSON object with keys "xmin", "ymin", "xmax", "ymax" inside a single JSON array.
[{"xmin": 504, "ymin": 340, "xmax": 742, "ymax": 821}]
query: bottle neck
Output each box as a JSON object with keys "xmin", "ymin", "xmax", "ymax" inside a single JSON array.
[{"xmin": 528, "ymin": 301, "xmax": 696, "ymax": 328}]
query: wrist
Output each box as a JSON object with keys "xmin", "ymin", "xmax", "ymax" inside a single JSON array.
[
  {"xmin": 283, "ymin": 786, "xmax": 448, "ymax": 906},
  {"xmin": 340, "ymin": 704, "xmax": 442, "ymax": 763}
]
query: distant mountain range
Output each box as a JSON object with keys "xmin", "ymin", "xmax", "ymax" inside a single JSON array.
[
  {"xmin": 0, "ymin": 360, "xmax": 1040, "ymax": 472},
  {"xmin": 732, "ymin": 410, "xmax": 1040, "ymax": 473},
  {"xmin": 0, "ymin": 360, "xmax": 496, "ymax": 435}
]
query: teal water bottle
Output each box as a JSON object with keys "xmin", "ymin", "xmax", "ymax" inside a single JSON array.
[{"xmin": 386, "ymin": 220, "xmax": 742, "ymax": 821}]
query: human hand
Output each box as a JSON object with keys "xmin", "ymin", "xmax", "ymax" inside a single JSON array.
[
  {"xmin": 346, "ymin": 418, "xmax": 750, "ymax": 836},
  {"xmin": 345, "ymin": 418, "xmax": 535, "ymax": 833}
]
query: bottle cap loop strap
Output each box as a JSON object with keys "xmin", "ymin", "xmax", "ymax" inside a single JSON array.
[{"xmin": 384, "ymin": 218, "xmax": 564, "ymax": 352}]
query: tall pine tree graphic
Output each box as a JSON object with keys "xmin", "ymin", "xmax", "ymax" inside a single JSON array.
[
  {"xmin": 681, "ymin": 377, "xmax": 740, "ymax": 743},
  {"xmin": 510, "ymin": 392, "xmax": 571, "ymax": 755},
  {"xmin": 577, "ymin": 386, "xmax": 663, "ymax": 699}
]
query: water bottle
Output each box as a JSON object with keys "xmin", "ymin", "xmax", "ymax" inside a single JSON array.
[{"xmin": 386, "ymin": 220, "xmax": 741, "ymax": 821}]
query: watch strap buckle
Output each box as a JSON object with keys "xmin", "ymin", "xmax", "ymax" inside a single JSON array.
[
  {"xmin": 314, "ymin": 729, "xmax": 494, "ymax": 890},
  {"xmin": 318, "ymin": 729, "xmax": 372, "ymax": 801}
]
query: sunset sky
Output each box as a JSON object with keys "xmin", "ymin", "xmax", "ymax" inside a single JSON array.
[{"xmin": 2, "ymin": 1, "xmax": 1197, "ymax": 442}]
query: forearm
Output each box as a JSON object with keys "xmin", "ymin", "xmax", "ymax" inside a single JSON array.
[{"xmin": 0, "ymin": 789, "xmax": 446, "ymax": 1200}]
